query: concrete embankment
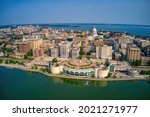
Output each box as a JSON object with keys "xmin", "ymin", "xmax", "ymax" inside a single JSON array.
[{"xmin": 0, "ymin": 64, "xmax": 147, "ymax": 81}]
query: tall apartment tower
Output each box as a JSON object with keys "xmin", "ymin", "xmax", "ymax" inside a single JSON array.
[
  {"xmin": 96, "ymin": 45, "xmax": 112, "ymax": 60},
  {"xmin": 71, "ymin": 47, "xmax": 80, "ymax": 59},
  {"xmin": 18, "ymin": 43, "xmax": 31, "ymax": 53},
  {"xmin": 60, "ymin": 42, "xmax": 70, "ymax": 58},
  {"xmin": 50, "ymin": 47, "xmax": 59, "ymax": 58},
  {"xmin": 126, "ymin": 45, "xmax": 140, "ymax": 61},
  {"xmin": 22, "ymin": 37, "xmax": 43, "ymax": 49},
  {"xmin": 31, "ymin": 38, "xmax": 43, "ymax": 49},
  {"xmin": 22, "ymin": 36, "xmax": 43, "ymax": 57}
]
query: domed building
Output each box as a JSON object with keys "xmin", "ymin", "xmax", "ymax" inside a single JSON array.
[{"xmin": 93, "ymin": 26, "xmax": 98, "ymax": 38}]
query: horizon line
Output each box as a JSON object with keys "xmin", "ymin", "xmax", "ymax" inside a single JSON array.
[{"xmin": 0, "ymin": 22, "xmax": 150, "ymax": 27}]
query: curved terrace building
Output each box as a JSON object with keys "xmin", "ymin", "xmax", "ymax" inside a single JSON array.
[
  {"xmin": 50, "ymin": 59, "xmax": 109, "ymax": 78},
  {"xmin": 63, "ymin": 67, "xmax": 95, "ymax": 77}
]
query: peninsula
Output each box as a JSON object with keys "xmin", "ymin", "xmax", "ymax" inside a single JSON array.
[{"xmin": 0, "ymin": 24, "xmax": 150, "ymax": 81}]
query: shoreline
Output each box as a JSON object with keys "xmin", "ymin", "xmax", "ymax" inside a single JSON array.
[{"xmin": 0, "ymin": 63, "xmax": 147, "ymax": 81}]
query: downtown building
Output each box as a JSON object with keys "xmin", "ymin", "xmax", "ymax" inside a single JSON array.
[
  {"xmin": 32, "ymin": 48, "xmax": 44, "ymax": 57},
  {"xmin": 18, "ymin": 42, "xmax": 31, "ymax": 53},
  {"xmin": 50, "ymin": 46, "xmax": 59, "ymax": 58},
  {"xmin": 22, "ymin": 36, "xmax": 43, "ymax": 57},
  {"xmin": 126, "ymin": 45, "xmax": 141, "ymax": 61},
  {"xmin": 96, "ymin": 45, "xmax": 112, "ymax": 60},
  {"xmin": 60, "ymin": 41, "xmax": 71, "ymax": 58},
  {"xmin": 71, "ymin": 47, "xmax": 80, "ymax": 59}
]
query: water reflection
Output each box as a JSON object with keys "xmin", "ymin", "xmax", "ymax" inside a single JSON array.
[
  {"xmin": 147, "ymin": 80, "xmax": 150, "ymax": 84},
  {"xmin": 127, "ymin": 80, "xmax": 137, "ymax": 83},
  {"xmin": 51, "ymin": 77, "xmax": 108, "ymax": 87},
  {"xmin": 52, "ymin": 77, "xmax": 64, "ymax": 84}
]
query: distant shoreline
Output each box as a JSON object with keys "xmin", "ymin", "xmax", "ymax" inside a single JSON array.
[
  {"xmin": 0, "ymin": 64, "xmax": 146, "ymax": 81},
  {"xmin": 1, "ymin": 23, "xmax": 149, "ymax": 37},
  {"xmin": 1, "ymin": 23, "xmax": 150, "ymax": 27}
]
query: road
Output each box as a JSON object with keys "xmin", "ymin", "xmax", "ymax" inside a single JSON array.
[{"xmin": 131, "ymin": 66, "xmax": 150, "ymax": 71}]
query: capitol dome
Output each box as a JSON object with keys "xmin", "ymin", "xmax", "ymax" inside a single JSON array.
[{"xmin": 93, "ymin": 26, "xmax": 98, "ymax": 38}]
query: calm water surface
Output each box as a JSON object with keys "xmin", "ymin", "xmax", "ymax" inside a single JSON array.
[
  {"xmin": 0, "ymin": 66, "xmax": 150, "ymax": 100},
  {"xmin": 1, "ymin": 23, "xmax": 150, "ymax": 36}
]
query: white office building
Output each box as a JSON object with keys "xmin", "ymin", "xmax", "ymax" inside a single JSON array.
[{"xmin": 96, "ymin": 45, "xmax": 112, "ymax": 60}]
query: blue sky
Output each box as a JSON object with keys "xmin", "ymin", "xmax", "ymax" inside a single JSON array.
[{"xmin": 0, "ymin": 0, "xmax": 150, "ymax": 25}]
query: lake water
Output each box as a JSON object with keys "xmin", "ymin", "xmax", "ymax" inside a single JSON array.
[
  {"xmin": 45, "ymin": 23, "xmax": 150, "ymax": 37},
  {"xmin": 0, "ymin": 66, "xmax": 150, "ymax": 100},
  {"xmin": 1, "ymin": 23, "xmax": 150, "ymax": 37}
]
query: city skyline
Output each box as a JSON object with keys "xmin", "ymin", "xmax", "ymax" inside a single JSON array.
[{"xmin": 0, "ymin": 0, "xmax": 150, "ymax": 25}]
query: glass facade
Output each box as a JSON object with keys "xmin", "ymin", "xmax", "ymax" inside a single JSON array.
[{"xmin": 63, "ymin": 67, "xmax": 94, "ymax": 77}]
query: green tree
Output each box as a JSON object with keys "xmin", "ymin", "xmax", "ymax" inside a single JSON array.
[
  {"xmin": 27, "ymin": 49, "xmax": 32, "ymax": 56},
  {"xmin": 24, "ymin": 54, "xmax": 28, "ymax": 59},
  {"xmin": 79, "ymin": 55, "xmax": 83, "ymax": 59},
  {"xmin": 140, "ymin": 70, "xmax": 150, "ymax": 75},
  {"xmin": 119, "ymin": 56, "xmax": 125, "ymax": 62},
  {"xmin": 87, "ymin": 52, "xmax": 91, "ymax": 56},
  {"xmin": 52, "ymin": 58, "xmax": 58, "ymax": 64},
  {"xmin": 106, "ymin": 72, "xmax": 112, "ymax": 78},
  {"xmin": 87, "ymin": 55, "xmax": 91, "ymax": 60},
  {"xmin": 79, "ymin": 46, "xmax": 85, "ymax": 55},
  {"xmin": 112, "ymin": 54, "xmax": 115, "ymax": 60},
  {"xmin": 91, "ymin": 74, "xmax": 95, "ymax": 78},
  {"xmin": 0, "ymin": 59, "xmax": 3, "ymax": 63},
  {"xmin": 112, "ymin": 75, "xmax": 117, "ymax": 78},
  {"xmin": 34, "ymin": 66, "xmax": 38, "ymax": 69},
  {"xmin": 59, "ymin": 71, "xmax": 63, "ymax": 75},
  {"xmin": 147, "ymin": 60, "xmax": 150, "ymax": 66},
  {"xmin": 5, "ymin": 60, "xmax": 9, "ymax": 64},
  {"xmin": 5, "ymin": 48, "xmax": 13, "ymax": 53},
  {"xmin": 105, "ymin": 60, "xmax": 110, "ymax": 67},
  {"xmin": 131, "ymin": 60, "xmax": 141, "ymax": 66}
]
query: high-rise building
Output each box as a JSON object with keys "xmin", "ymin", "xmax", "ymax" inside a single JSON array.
[
  {"xmin": 137, "ymin": 39, "xmax": 150, "ymax": 48},
  {"xmin": 22, "ymin": 36, "xmax": 43, "ymax": 49},
  {"xmin": 50, "ymin": 47, "xmax": 59, "ymax": 58},
  {"xmin": 96, "ymin": 45, "xmax": 112, "ymax": 60},
  {"xmin": 31, "ymin": 38, "xmax": 43, "ymax": 49},
  {"xmin": 71, "ymin": 47, "xmax": 80, "ymax": 59},
  {"xmin": 22, "ymin": 37, "xmax": 43, "ymax": 57},
  {"xmin": 32, "ymin": 48, "xmax": 44, "ymax": 57},
  {"xmin": 144, "ymin": 45, "xmax": 150, "ymax": 56},
  {"xmin": 126, "ymin": 45, "xmax": 140, "ymax": 61},
  {"xmin": 60, "ymin": 42, "xmax": 71, "ymax": 58},
  {"xmin": 18, "ymin": 43, "xmax": 31, "ymax": 53}
]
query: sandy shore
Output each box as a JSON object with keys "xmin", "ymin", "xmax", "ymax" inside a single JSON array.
[{"xmin": 0, "ymin": 63, "xmax": 146, "ymax": 81}]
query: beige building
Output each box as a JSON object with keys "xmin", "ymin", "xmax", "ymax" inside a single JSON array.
[
  {"xmin": 96, "ymin": 45, "xmax": 112, "ymax": 60},
  {"xmin": 22, "ymin": 37, "xmax": 43, "ymax": 49},
  {"xmin": 126, "ymin": 45, "xmax": 140, "ymax": 61},
  {"xmin": 137, "ymin": 39, "xmax": 150, "ymax": 48},
  {"xmin": 32, "ymin": 48, "xmax": 44, "ymax": 57},
  {"xmin": 72, "ymin": 41, "xmax": 81, "ymax": 48},
  {"xmin": 22, "ymin": 37, "xmax": 43, "ymax": 57},
  {"xmin": 141, "ymin": 56, "xmax": 150, "ymax": 65},
  {"xmin": 31, "ymin": 38, "xmax": 43, "ymax": 49}
]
